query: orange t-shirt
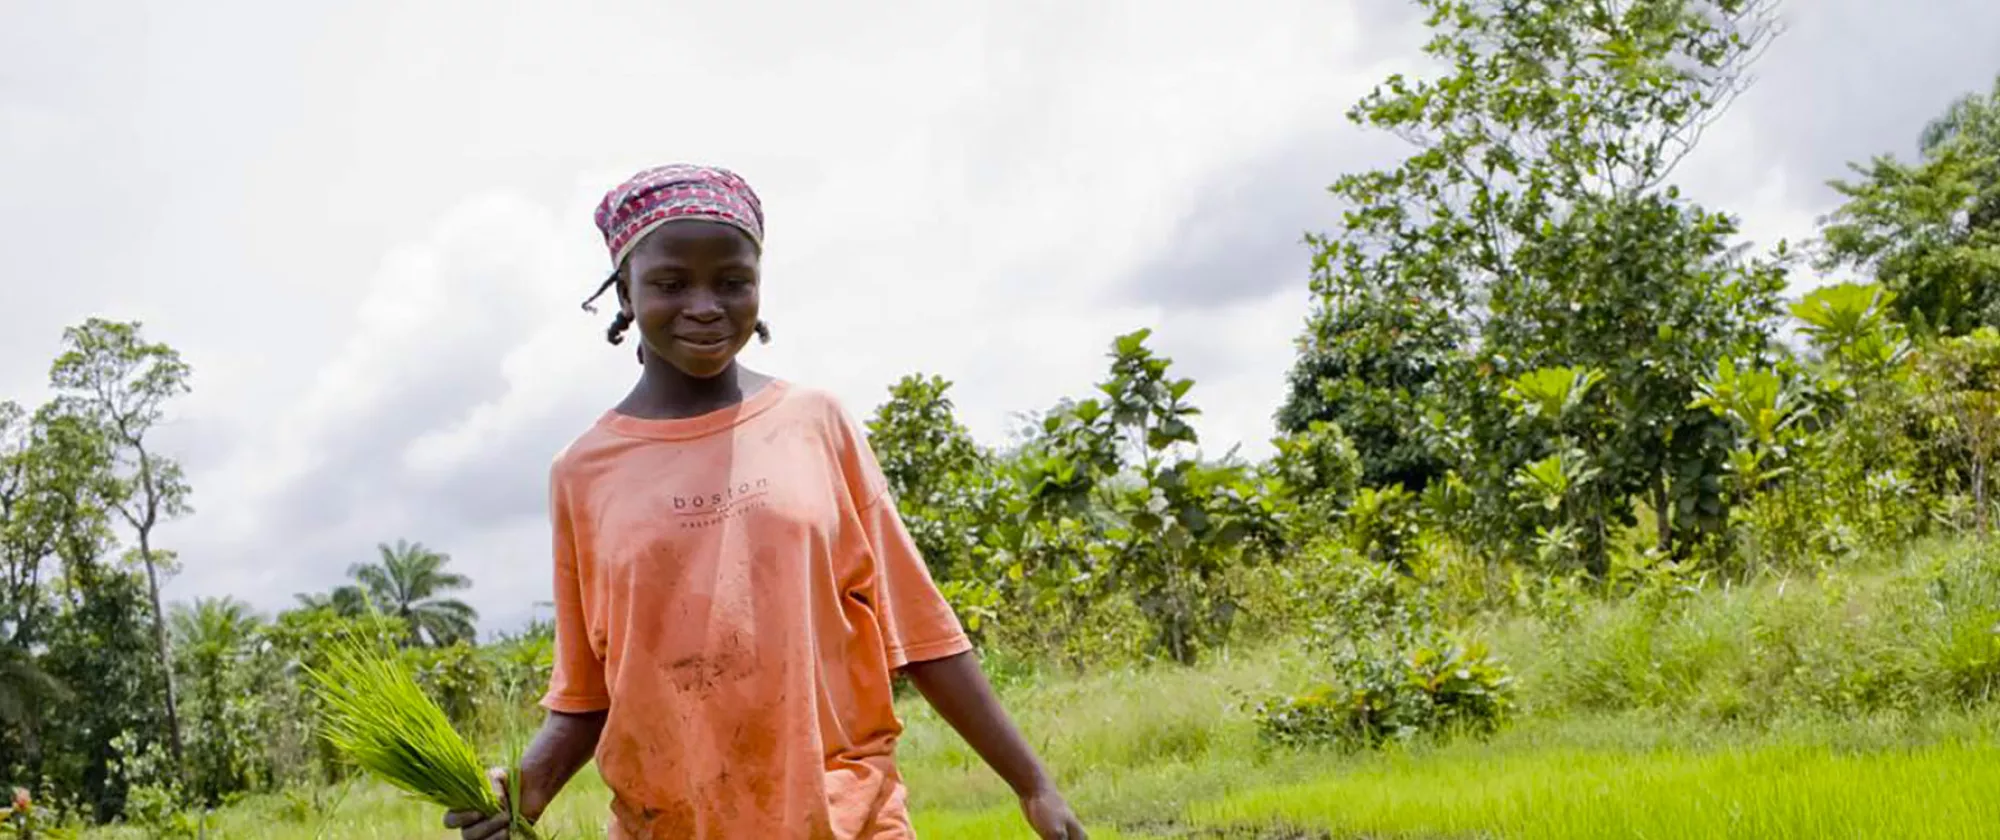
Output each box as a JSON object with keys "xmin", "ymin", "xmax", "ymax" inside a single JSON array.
[{"xmin": 540, "ymin": 380, "xmax": 972, "ymax": 839}]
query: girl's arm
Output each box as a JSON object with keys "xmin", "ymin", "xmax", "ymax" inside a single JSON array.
[
  {"xmin": 903, "ymin": 650, "xmax": 1087, "ymax": 839},
  {"xmin": 444, "ymin": 709, "xmax": 607, "ymax": 839}
]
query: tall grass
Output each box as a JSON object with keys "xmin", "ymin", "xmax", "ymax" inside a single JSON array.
[{"xmin": 1504, "ymin": 537, "xmax": 2000, "ymax": 722}]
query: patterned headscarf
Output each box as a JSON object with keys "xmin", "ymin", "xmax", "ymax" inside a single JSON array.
[{"xmin": 592, "ymin": 163, "xmax": 765, "ymax": 269}]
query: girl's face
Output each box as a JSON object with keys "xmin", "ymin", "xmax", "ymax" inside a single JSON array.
[{"xmin": 618, "ymin": 221, "xmax": 762, "ymax": 379}]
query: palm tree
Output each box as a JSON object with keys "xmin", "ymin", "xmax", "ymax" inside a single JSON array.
[
  {"xmin": 0, "ymin": 645, "xmax": 71, "ymax": 759},
  {"xmin": 292, "ymin": 585, "xmax": 372, "ymax": 617},
  {"xmin": 170, "ymin": 596, "xmax": 263, "ymax": 661},
  {"xmin": 169, "ymin": 596, "xmax": 267, "ymax": 800},
  {"xmin": 346, "ymin": 540, "xmax": 478, "ymax": 647}
]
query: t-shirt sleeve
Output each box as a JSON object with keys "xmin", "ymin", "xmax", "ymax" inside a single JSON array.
[
  {"xmin": 540, "ymin": 463, "xmax": 611, "ymax": 713},
  {"xmin": 825, "ymin": 394, "xmax": 972, "ymax": 670},
  {"xmin": 857, "ymin": 492, "xmax": 974, "ymax": 670}
]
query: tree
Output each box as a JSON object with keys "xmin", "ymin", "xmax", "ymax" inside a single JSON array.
[
  {"xmin": 1283, "ymin": 0, "xmax": 1788, "ymax": 570},
  {"xmin": 1920, "ymin": 73, "xmax": 2000, "ymax": 159},
  {"xmin": 865, "ymin": 374, "xmax": 993, "ymax": 581},
  {"xmin": 1278, "ymin": 289, "xmax": 1456, "ymax": 491},
  {"xmin": 346, "ymin": 540, "xmax": 477, "ymax": 647},
  {"xmin": 48, "ymin": 318, "xmax": 194, "ymax": 766},
  {"xmin": 292, "ymin": 585, "xmax": 373, "ymax": 617},
  {"xmin": 863, "ymin": 375, "xmax": 1014, "ymax": 639},
  {"xmin": 1819, "ymin": 76, "xmax": 2000, "ymax": 337},
  {"xmin": 0, "ymin": 403, "xmax": 94, "ymax": 783},
  {"xmin": 1264, "ymin": 420, "xmax": 1364, "ymax": 546},
  {"xmin": 0, "ymin": 645, "xmax": 69, "ymax": 764},
  {"xmin": 170, "ymin": 597, "xmax": 268, "ymax": 803},
  {"xmin": 0, "ymin": 401, "xmax": 51, "ymax": 651},
  {"xmin": 1915, "ymin": 327, "xmax": 2000, "ymax": 534},
  {"xmin": 14, "ymin": 403, "xmax": 165, "ymax": 821},
  {"xmin": 1020, "ymin": 330, "xmax": 1281, "ymax": 664}
]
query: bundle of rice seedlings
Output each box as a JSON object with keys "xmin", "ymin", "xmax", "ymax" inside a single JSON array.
[{"xmin": 305, "ymin": 638, "xmax": 542, "ymax": 838}]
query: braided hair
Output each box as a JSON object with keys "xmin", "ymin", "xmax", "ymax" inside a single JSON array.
[{"xmin": 580, "ymin": 268, "xmax": 771, "ymax": 348}]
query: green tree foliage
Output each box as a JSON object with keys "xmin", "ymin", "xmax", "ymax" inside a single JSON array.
[
  {"xmin": 0, "ymin": 646, "xmax": 69, "ymax": 751},
  {"xmin": 1915, "ymin": 327, "xmax": 2000, "ymax": 533},
  {"xmin": 1004, "ymin": 330, "xmax": 1281, "ymax": 664},
  {"xmin": 1278, "ymin": 290, "xmax": 1456, "ymax": 491},
  {"xmin": 1819, "ymin": 75, "xmax": 2000, "ymax": 337},
  {"xmin": 48, "ymin": 318, "xmax": 195, "ymax": 769},
  {"xmin": 1283, "ymin": 0, "xmax": 1789, "ymax": 572},
  {"xmin": 169, "ymin": 597, "xmax": 270, "ymax": 805},
  {"xmin": 43, "ymin": 572, "xmax": 166, "ymax": 823},
  {"xmin": 1264, "ymin": 420, "xmax": 1364, "ymax": 545},
  {"xmin": 865, "ymin": 331, "xmax": 1287, "ymax": 666},
  {"xmin": 1, "ymin": 402, "xmax": 46, "ymax": 651},
  {"xmin": 863, "ymin": 374, "xmax": 1011, "ymax": 639},
  {"xmin": 865, "ymin": 374, "xmax": 996, "ymax": 582},
  {"xmin": 292, "ymin": 585, "xmax": 373, "ymax": 617},
  {"xmin": 345, "ymin": 540, "xmax": 478, "ymax": 648},
  {"xmin": 0, "ymin": 401, "xmax": 171, "ymax": 821},
  {"xmin": 1694, "ymin": 283, "xmax": 1931, "ymax": 569},
  {"xmin": 1921, "ymin": 74, "xmax": 2000, "ymax": 155}
]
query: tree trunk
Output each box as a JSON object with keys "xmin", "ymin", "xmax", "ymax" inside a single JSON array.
[
  {"xmin": 1654, "ymin": 474, "xmax": 1673, "ymax": 554},
  {"xmin": 139, "ymin": 530, "xmax": 185, "ymax": 768}
]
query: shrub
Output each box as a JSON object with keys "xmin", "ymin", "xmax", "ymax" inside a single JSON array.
[
  {"xmin": 1255, "ymin": 551, "xmax": 1516, "ymax": 749},
  {"xmin": 1266, "ymin": 420, "xmax": 1364, "ymax": 544},
  {"xmin": 0, "ymin": 788, "xmax": 81, "ymax": 840},
  {"xmin": 1256, "ymin": 631, "xmax": 1515, "ymax": 749}
]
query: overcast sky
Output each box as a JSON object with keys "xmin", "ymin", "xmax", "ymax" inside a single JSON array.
[{"xmin": 4, "ymin": 0, "xmax": 1996, "ymax": 634}]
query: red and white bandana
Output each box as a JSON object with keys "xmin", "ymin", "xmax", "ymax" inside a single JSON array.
[{"xmin": 592, "ymin": 164, "xmax": 765, "ymax": 268}]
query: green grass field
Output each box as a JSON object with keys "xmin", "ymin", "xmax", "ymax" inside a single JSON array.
[
  {"xmin": 83, "ymin": 540, "xmax": 2000, "ymax": 838},
  {"xmin": 86, "ymin": 657, "xmax": 2000, "ymax": 839}
]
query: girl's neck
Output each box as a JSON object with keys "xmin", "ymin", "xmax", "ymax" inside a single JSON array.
[{"xmin": 616, "ymin": 351, "xmax": 771, "ymax": 421}]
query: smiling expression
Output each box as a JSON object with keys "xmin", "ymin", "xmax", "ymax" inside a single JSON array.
[{"xmin": 618, "ymin": 220, "xmax": 762, "ymax": 379}]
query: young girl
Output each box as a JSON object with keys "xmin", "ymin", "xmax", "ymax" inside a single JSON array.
[{"xmin": 443, "ymin": 164, "xmax": 1086, "ymax": 839}]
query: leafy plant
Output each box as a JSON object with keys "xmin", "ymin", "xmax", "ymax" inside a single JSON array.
[
  {"xmin": 1915, "ymin": 327, "xmax": 2000, "ymax": 534},
  {"xmin": 1343, "ymin": 485, "xmax": 1420, "ymax": 568},
  {"xmin": 1257, "ymin": 630, "xmax": 1515, "ymax": 750},
  {"xmin": 1818, "ymin": 91, "xmax": 2000, "ymax": 338},
  {"xmin": 0, "ymin": 788, "xmax": 78, "ymax": 840},
  {"xmin": 1265, "ymin": 420, "xmax": 1363, "ymax": 545}
]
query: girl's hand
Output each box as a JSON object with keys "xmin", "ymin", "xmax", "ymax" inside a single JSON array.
[
  {"xmin": 1020, "ymin": 788, "xmax": 1087, "ymax": 839},
  {"xmin": 442, "ymin": 769, "xmax": 515, "ymax": 839}
]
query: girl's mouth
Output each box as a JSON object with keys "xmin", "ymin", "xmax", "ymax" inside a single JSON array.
[{"xmin": 676, "ymin": 335, "xmax": 734, "ymax": 354}]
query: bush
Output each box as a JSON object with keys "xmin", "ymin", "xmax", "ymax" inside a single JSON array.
[
  {"xmin": 1256, "ymin": 631, "xmax": 1515, "ymax": 749},
  {"xmin": 0, "ymin": 788, "xmax": 82, "ymax": 840},
  {"xmin": 1266, "ymin": 421, "xmax": 1364, "ymax": 545},
  {"xmin": 1254, "ymin": 549, "xmax": 1516, "ymax": 749}
]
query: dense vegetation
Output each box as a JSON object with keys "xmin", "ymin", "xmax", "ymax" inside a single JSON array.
[{"xmin": 5, "ymin": 0, "xmax": 1998, "ymax": 836}]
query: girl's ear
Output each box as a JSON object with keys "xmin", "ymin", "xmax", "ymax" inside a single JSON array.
[{"xmin": 614, "ymin": 267, "xmax": 634, "ymax": 318}]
